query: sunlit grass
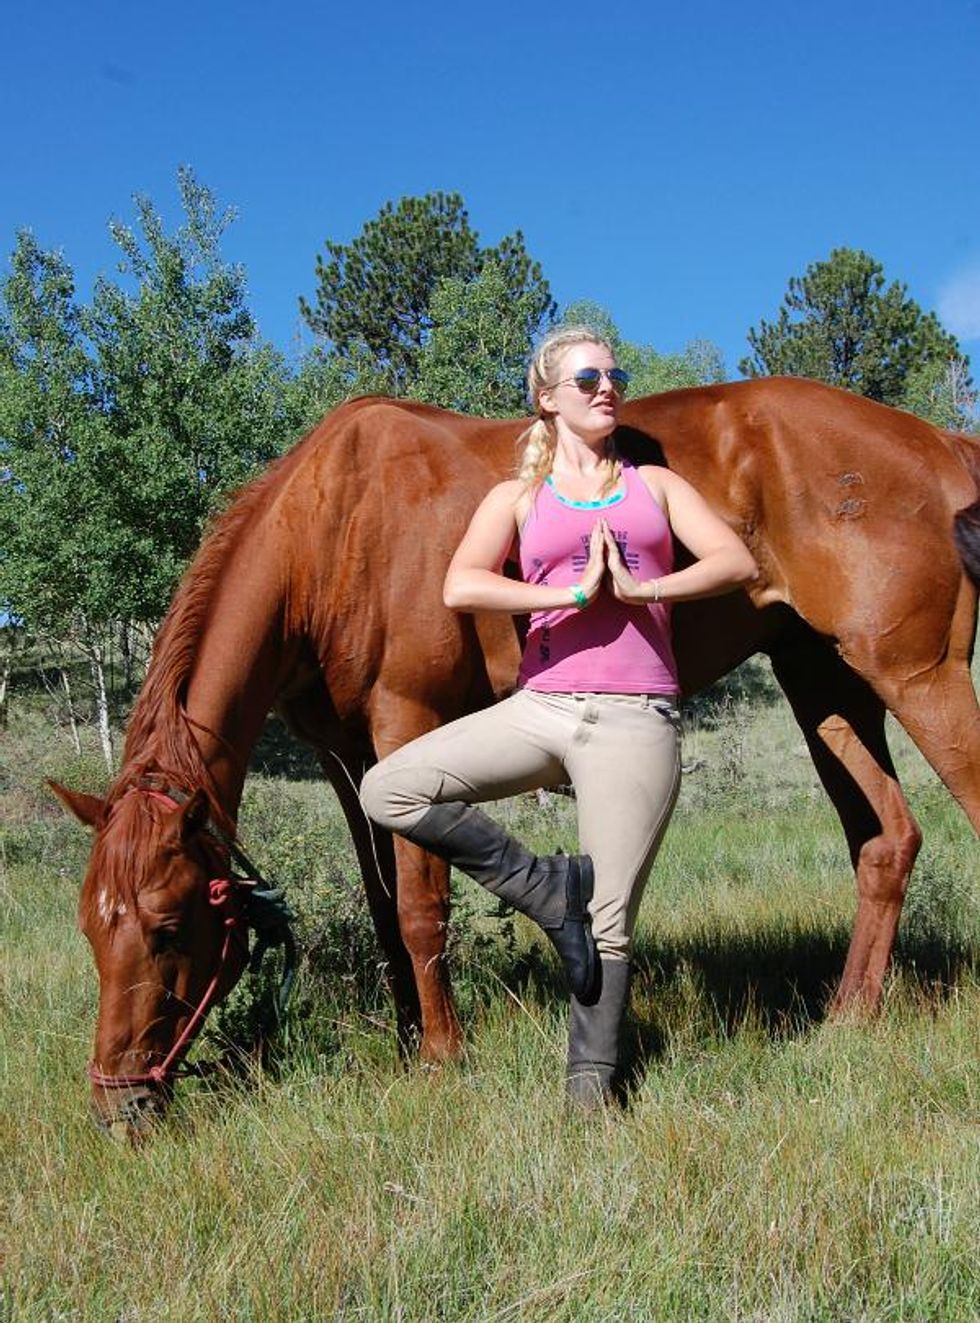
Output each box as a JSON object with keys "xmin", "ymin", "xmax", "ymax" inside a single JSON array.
[{"xmin": 1, "ymin": 677, "xmax": 978, "ymax": 1320}]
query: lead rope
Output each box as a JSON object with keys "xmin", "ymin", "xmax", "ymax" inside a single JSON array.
[
  {"xmin": 153, "ymin": 784, "xmax": 298, "ymax": 1019},
  {"xmin": 89, "ymin": 787, "xmax": 298, "ymax": 1090}
]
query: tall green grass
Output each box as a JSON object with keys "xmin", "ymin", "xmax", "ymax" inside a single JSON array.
[{"xmin": 1, "ymin": 675, "xmax": 978, "ymax": 1321}]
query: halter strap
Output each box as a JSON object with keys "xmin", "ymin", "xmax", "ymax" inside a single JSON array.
[
  {"xmin": 131, "ymin": 781, "xmax": 271, "ymax": 886},
  {"xmin": 88, "ymin": 875, "xmax": 242, "ymax": 1089},
  {"xmin": 89, "ymin": 785, "xmax": 297, "ymax": 1091}
]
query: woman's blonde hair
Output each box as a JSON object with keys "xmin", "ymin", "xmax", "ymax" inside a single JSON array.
[{"xmin": 517, "ymin": 325, "xmax": 622, "ymax": 494}]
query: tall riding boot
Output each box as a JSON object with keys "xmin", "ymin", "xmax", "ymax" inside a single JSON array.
[
  {"xmin": 403, "ymin": 801, "xmax": 600, "ymax": 1004},
  {"xmin": 566, "ymin": 959, "xmax": 631, "ymax": 1108}
]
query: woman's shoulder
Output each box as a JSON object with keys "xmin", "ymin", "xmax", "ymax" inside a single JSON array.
[
  {"xmin": 633, "ymin": 464, "xmax": 697, "ymax": 498},
  {"xmin": 489, "ymin": 477, "xmax": 525, "ymax": 499},
  {"xmin": 631, "ymin": 463, "xmax": 670, "ymax": 506},
  {"xmin": 468, "ymin": 478, "xmax": 528, "ymax": 530},
  {"xmin": 478, "ymin": 478, "xmax": 526, "ymax": 511}
]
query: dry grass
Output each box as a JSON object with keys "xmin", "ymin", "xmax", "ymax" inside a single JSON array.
[{"xmin": 1, "ymin": 671, "xmax": 978, "ymax": 1321}]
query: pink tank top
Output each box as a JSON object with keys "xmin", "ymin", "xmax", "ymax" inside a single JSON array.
[{"xmin": 518, "ymin": 463, "xmax": 679, "ymax": 694}]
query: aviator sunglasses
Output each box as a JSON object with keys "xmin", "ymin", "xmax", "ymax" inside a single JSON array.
[{"xmin": 553, "ymin": 366, "xmax": 630, "ymax": 396}]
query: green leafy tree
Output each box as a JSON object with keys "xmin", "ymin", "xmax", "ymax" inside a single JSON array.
[
  {"xmin": 410, "ymin": 257, "xmax": 555, "ymax": 416},
  {"xmin": 288, "ymin": 342, "xmax": 392, "ymax": 434},
  {"xmin": 0, "ymin": 174, "xmax": 302, "ymax": 761},
  {"xmin": 0, "ymin": 233, "xmax": 115, "ymax": 629},
  {"xmin": 0, "ymin": 172, "xmax": 298, "ymax": 634},
  {"xmin": 740, "ymin": 247, "xmax": 972, "ymax": 424},
  {"xmin": 619, "ymin": 336, "xmax": 726, "ymax": 396},
  {"xmin": 560, "ymin": 300, "xmax": 726, "ymax": 395},
  {"xmin": 87, "ymin": 167, "xmax": 300, "ymax": 609},
  {"xmin": 0, "ymin": 232, "xmax": 134, "ymax": 762},
  {"xmin": 301, "ymin": 192, "xmax": 554, "ymax": 397},
  {"xmin": 901, "ymin": 357, "xmax": 978, "ymax": 432}
]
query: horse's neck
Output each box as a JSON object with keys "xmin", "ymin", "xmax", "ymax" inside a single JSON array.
[
  {"xmin": 130, "ymin": 559, "xmax": 290, "ymax": 819},
  {"xmin": 184, "ymin": 618, "xmax": 286, "ymax": 812}
]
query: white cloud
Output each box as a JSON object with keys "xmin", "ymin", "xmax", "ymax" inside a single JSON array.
[{"xmin": 938, "ymin": 266, "xmax": 980, "ymax": 341}]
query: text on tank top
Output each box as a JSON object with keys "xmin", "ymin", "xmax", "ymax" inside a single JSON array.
[{"xmin": 517, "ymin": 463, "xmax": 679, "ymax": 694}]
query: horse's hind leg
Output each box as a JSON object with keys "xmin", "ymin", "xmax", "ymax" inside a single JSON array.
[
  {"xmin": 824, "ymin": 577, "xmax": 980, "ymax": 992},
  {"xmin": 768, "ymin": 626, "xmax": 922, "ymax": 1013},
  {"xmin": 867, "ymin": 656, "xmax": 980, "ymax": 836}
]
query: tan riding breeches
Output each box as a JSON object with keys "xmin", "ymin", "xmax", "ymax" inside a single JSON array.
[{"xmin": 360, "ymin": 689, "xmax": 682, "ymax": 962}]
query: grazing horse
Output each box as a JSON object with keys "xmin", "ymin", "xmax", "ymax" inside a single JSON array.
[{"xmin": 52, "ymin": 377, "xmax": 980, "ymax": 1134}]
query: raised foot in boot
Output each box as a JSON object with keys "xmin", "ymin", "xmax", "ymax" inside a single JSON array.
[
  {"xmin": 397, "ymin": 804, "xmax": 599, "ymax": 1003},
  {"xmin": 543, "ymin": 855, "xmax": 600, "ymax": 1006}
]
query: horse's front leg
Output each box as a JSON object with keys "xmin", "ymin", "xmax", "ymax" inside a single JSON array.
[
  {"xmin": 365, "ymin": 689, "xmax": 467, "ymax": 1065},
  {"xmin": 392, "ymin": 835, "xmax": 464, "ymax": 1063},
  {"xmin": 331, "ymin": 755, "xmax": 462, "ymax": 1063}
]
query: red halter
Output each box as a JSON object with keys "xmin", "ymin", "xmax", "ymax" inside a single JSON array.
[{"xmin": 87, "ymin": 788, "xmax": 250, "ymax": 1091}]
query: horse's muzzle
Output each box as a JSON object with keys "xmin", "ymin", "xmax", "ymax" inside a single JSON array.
[{"xmin": 90, "ymin": 1082, "xmax": 171, "ymax": 1143}]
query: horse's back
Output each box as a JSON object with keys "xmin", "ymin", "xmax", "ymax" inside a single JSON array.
[
  {"xmin": 208, "ymin": 381, "xmax": 977, "ymax": 730},
  {"xmin": 624, "ymin": 379, "xmax": 976, "ymax": 656}
]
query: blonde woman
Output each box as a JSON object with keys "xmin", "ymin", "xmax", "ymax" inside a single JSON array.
[{"xmin": 361, "ymin": 326, "xmax": 757, "ymax": 1106}]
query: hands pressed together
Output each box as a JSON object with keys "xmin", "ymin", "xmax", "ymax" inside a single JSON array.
[{"xmin": 575, "ymin": 518, "xmax": 656, "ymax": 608}]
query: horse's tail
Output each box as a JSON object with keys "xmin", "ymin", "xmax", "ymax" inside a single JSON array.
[
  {"xmin": 954, "ymin": 502, "xmax": 980, "ymax": 587},
  {"xmin": 948, "ymin": 431, "xmax": 980, "ymax": 587}
]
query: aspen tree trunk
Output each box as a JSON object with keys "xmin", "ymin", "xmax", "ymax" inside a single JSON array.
[
  {"xmin": 88, "ymin": 638, "xmax": 114, "ymax": 772},
  {"xmin": 0, "ymin": 656, "xmax": 9, "ymax": 730},
  {"xmin": 60, "ymin": 668, "xmax": 82, "ymax": 755},
  {"xmin": 119, "ymin": 619, "xmax": 135, "ymax": 692}
]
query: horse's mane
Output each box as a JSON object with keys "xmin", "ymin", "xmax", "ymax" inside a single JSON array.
[
  {"xmin": 87, "ymin": 397, "xmax": 416, "ymax": 911},
  {"xmin": 107, "ymin": 391, "xmax": 505, "ymax": 818}
]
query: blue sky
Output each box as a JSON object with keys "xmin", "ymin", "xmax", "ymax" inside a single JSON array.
[{"xmin": 3, "ymin": 0, "xmax": 979, "ymax": 377}]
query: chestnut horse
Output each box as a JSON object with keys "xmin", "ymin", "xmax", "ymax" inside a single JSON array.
[{"xmin": 53, "ymin": 377, "xmax": 980, "ymax": 1132}]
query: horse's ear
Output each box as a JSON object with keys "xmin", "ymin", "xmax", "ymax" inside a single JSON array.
[
  {"xmin": 178, "ymin": 789, "xmax": 211, "ymax": 842},
  {"xmin": 48, "ymin": 780, "xmax": 106, "ymax": 828}
]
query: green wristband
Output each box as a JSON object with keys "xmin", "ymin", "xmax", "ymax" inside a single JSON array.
[{"xmin": 570, "ymin": 584, "xmax": 588, "ymax": 609}]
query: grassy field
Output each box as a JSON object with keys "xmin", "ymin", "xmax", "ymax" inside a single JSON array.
[{"xmin": 1, "ymin": 668, "xmax": 978, "ymax": 1321}]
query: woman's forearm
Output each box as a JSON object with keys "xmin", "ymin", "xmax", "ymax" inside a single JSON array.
[
  {"xmin": 444, "ymin": 567, "xmax": 582, "ymax": 613},
  {"xmin": 641, "ymin": 545, "xmax": 758, "ymax": 604}
]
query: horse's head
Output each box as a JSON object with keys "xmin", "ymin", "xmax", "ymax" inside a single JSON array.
[{"xmin": 50, "ymin": 781, "xmax": 250, "ymax": 1140}]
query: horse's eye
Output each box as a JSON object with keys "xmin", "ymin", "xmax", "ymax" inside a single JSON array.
[{"xmin": 148, "ymin": 924, "xmax": 187, "ymax": 956}]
